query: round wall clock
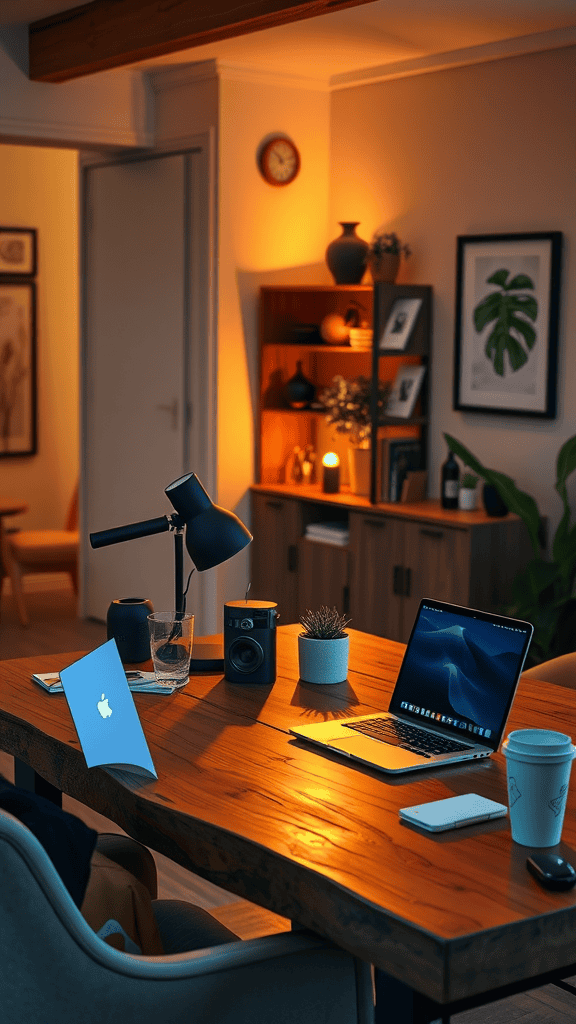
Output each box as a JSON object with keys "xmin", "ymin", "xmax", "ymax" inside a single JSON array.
[{"xmin": 259, "ymin": 137, "xmax": 301, "ymax": 186}]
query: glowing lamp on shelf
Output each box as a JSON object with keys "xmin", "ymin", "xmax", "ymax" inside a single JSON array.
[{"xmin": 322, "ymin": 452, "xmax": 340, "ymax": 494}]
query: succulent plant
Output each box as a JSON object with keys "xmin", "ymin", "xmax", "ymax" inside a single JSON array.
[{"xmin": 299, "ymin": 605, "xmax": 350, "ymax": 639}]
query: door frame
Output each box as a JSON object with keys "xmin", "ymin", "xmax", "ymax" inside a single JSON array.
[{"xmin": 78, "ymin": 131, "xmax": 218, "ymax": 632}]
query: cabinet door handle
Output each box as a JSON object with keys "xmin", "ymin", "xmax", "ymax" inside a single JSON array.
[
  {"xmin": 420, "ymin": 528, "xmax": 444, "ymax": 539},
  {"xmin": 364, "ymin": 519, "xmax": 385, "ymax": 528},
  {"xmin": 266, "ymin": 500, "xmax": 283, "ymax": 509},
  {"xmin": 404, "ymin": 567, "xmax": 411, "ymax": 597},
  {"xmin": 393, "ymin": 565, "xmax": 404, "ymax": 596},
  {"xmin": 288, "ymin": 544, "xmax": 298, "ymax": 573},
  {"xmin": 342, "ymin": 585, "xmax": 350, "ymax": 615}
]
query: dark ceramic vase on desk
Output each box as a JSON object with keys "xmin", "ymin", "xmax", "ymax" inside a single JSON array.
[{"xmin": 107, "ymin": 597, "xmax": 154, "ymax": 663}]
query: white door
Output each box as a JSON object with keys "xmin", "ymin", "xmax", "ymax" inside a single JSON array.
[{"xmin": 82, "ymin": 151, "xmax": 202, "ymax": 620}]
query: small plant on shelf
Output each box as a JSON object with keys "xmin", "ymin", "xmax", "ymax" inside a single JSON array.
[
  {"xmin": 366, "ymin": 229, "xmax": 411, "ymax": 260},
  {"xmin": 300, "ymin": 605, "xmax": 350, "ymax": 639},
  {"xmin": 460, "ymin": 472, "xmax": 479, "ymax": 490},
  {"xmin": 319, "ymin": 375, "xmax": 391, "ymax": 448}
]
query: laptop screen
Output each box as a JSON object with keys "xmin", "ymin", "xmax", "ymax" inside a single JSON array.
[{"xmin": 388, "ymin": 600, "xmax": 533, "ymax": 750}]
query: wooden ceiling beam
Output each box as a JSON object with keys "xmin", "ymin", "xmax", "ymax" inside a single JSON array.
[{"xmin": 29, "ymin": 0, "xmax": 379, "ymax": 82}]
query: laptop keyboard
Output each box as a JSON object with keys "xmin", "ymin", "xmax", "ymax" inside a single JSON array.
[{"xmin": 343, "ymin": 717, "xmax": 475, "ymax": 758}]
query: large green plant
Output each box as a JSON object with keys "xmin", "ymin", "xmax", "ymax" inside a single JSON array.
[{"xmin": 444, "ymin": 431, "xmax": 576, "ymax": 665}]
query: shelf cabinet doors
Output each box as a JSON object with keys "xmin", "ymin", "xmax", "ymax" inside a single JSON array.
[
  {"xmin": 400, "ymin": 521, "xmax": 470, "ymax": 635},
  {"xmin": 250, "ymin": 493, "xmax": 301, "ymax": 624},
  {"xmin": 349, "ymin": 512, "xmax": 404, "ymax": 640},
  {"xmin": 297, "ymin": 539, "xmax": 350, "ymax": 618}
]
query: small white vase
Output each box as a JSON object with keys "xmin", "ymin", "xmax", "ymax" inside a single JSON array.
[
  {"xmin": 348, "ymin": 447, "xmax": 371, "ymax": 496},
  {"xmin": 458, "ymin": 488, "xmax": 477, "ymax": 511},
  {"xmin": 298, "ymin": 634, "xmax": 349, "ymax": 685}
]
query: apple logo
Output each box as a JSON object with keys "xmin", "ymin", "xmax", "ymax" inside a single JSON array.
[{"xmin": 97, "ymin": 693, "xmax": 112, "ymax": 719}]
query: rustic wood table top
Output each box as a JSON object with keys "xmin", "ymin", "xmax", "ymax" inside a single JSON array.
[{"xmin": 0, "ymin": 625, "xmax": 575, "ymax": 1006}]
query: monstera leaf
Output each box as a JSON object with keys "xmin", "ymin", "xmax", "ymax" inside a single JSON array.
[{"xmin": 473, "ymin": 269, "xmax": 537, "ymax": 376}]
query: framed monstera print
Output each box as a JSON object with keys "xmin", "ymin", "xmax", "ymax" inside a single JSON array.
[{"xmin": 453, "ymin": 232, "xmax": 561, "ymax": 417}]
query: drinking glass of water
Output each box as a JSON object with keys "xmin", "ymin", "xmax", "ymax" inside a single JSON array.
[{"xmin": 148, "ymin": 611, "xmax": 194, "ymax": 689}]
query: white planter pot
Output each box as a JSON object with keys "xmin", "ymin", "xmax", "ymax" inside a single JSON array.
[
  {"xmin": 348, "ymin": 447, "xmax": 371, "ymax": 496},
  {"xmin": 458, "ymin": 488, "xmax": 477, "ymax": 511},
  {"xmin": 298, "ymin": 634, "xmax": 349, "ymax": 685}
]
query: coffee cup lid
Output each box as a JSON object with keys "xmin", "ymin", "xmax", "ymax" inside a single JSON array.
[{"xmin": 504, "ymin": 728, "xmax": 574, "ymax": 757}]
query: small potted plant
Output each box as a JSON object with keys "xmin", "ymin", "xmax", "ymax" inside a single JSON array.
[
  {"xmin": 319, "ymin": 374, "xmax": 391, "ymax": 495},
  {"xmin": 458, "ymin": 472, "xmax": 479, "ymax": 511},
  {"xmin": 298, "ymin": 606, "xmax": 350, "ymax": 685},
  {"xmin": 366, "ymin": 229, "xmax": 411, "ymax": 283}
]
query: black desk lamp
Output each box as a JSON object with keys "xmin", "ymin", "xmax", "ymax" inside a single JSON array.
[{"xmin": 90, "ymin": 472, "xmax": 252, "ymax": 669}]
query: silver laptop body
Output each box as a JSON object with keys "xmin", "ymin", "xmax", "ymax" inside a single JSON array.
[{"xmin": 290, "ymin": 599, "xmax": 533, "ymax": 774}]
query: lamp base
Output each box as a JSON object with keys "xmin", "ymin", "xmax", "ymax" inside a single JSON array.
[{"xmin": 190, "ymin": 637, "xmax": 224, "ymax": 672}]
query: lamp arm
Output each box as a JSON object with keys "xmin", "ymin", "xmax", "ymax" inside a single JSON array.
[{"xmin": 90, "ymin": 515, "xmax": 171, "ymax": 549}]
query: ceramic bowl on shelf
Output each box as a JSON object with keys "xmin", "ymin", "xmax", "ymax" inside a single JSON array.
[{"xmin": 349, "ymin": 327, "xmax": 373, "ymax": 350}]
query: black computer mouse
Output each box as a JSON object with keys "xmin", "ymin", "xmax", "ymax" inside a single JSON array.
[{"xmin": 526, "ymin": 854, "xmax": 576, "ymax": 891}]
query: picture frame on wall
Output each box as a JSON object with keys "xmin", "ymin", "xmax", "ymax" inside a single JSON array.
[
  {"xmin": 379, "ymin": 297, "xmax": 422, "ymax": 351},
  {"xmin": 0, "ymin": 280, "xmax": 37, "ymax": 456},
  {"xmin": 0, "ymin": 228, "xmax": 37, "ymax": 277},
  {"xmin": 453, "ymin": 232, "xmax": 561, "ymax": 418}
]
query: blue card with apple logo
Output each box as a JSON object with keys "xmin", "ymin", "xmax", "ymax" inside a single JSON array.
[{"xmin": 60, "ymin": 639, "xmax": 157, "ymax": 781}]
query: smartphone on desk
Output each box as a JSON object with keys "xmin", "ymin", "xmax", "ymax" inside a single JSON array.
[{"xmin": 399, "ymin": 793, "xmax": 507, "ymax": 832}]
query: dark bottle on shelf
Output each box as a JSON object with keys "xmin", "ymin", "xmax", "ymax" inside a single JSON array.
[{"xmin": 441, "ymin": 449, "xmax": 460, "ymax": 509}]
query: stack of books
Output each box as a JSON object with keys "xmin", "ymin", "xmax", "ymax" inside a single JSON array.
[
  {"xmin": 304, "ymin": 522, "xmax": 349, "ymax": 547},
  {"xmin": 379, "ymin": 438, "xmax": 422, "ymax": 502}
]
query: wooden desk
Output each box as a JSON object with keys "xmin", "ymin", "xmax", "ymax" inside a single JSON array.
[{"xmin": 0, "ymin": 626, "xmax": 575, "ymax": 1019}]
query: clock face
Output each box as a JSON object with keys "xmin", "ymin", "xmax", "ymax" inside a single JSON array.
[{"xmin": 260, "ymin": 137, "xmax": 300, "ymax": 186}]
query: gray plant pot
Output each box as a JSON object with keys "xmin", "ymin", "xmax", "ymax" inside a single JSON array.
[{"xmin": 298, "ymin": 633, "xmax": 349, "ymax": 685}]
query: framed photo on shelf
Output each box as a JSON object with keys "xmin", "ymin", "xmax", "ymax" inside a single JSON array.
[
  {"xmin": 0, "ymin": 280, "xmax": 36, "ymax": 456},
  {"xmin": 386, "ymin": 364, "xmax": 426, "ymax": 418},
  {"xmin": 454, "ymin": 232, "xmax": 561, "ymax": 418},
  {"xmin": 379, "ymin": 297, "xmax": 422, "ymax": 351},
  {"xmin": 0, "ymin": 228, "xmax": 36, "ymax": 277}
]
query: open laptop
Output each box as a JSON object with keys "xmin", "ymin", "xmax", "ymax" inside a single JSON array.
[
  {"xmin": 60, "ymin": 639, "xmax": 157, "ymax": 780},
  {"xmin": 290, "ymin": 599, "xmax": 533, "ymax": 774}
]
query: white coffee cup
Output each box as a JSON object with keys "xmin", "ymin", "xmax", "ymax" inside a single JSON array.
[{"xmin": 502, "ymin": 729, "xmax": 576, "ymax": 847}]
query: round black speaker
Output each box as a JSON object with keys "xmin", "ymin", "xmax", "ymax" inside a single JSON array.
[{"xmin": 107, "ymin": 597, "xmax": 154, "ymax": 664}]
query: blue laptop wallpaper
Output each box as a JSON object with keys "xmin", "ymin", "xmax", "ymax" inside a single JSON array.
[{"xmin": 389, "ymin": 603, "xmax": 532, "ymax": 743}]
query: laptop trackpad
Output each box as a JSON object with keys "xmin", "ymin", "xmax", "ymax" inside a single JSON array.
[{"xmin": 327, "ymin": 733, "xmax": 430, "ymax": 770}]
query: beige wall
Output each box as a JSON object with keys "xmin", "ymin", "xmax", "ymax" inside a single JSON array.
[
  {"xmin": 0, "ymin": 143, "xmax": 79, "ymax": 531},
  {"xmin": 330, "ymin": 47, "xmax": 576, "ymax": 537},
  {"xmin": 216, "ymin": 72, "xmax": 330, "ymax": 600}
]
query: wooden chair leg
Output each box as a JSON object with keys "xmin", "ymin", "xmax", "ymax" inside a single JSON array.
[{"xmin": 7, "ymin": 552, "xmax": 29, "ymax": 627}]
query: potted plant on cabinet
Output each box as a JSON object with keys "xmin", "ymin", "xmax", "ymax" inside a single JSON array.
[
  {"xmin": 458, "ymin": 472, "xmax": 479, "ymax": 511},
  {"xmin": 319, "ymin": 375, "xmax": 391, "ymax": 495},
  {"xmin": 443, "ymin": 430, "xmax": 576, "ymax": 666},
  {"xmin": 365, "ymin": 230, "xmax": 411, "ymax": 283},
  {"xmin": 298, "ymin": 606, "xmax": 350, "ymax": 684}
]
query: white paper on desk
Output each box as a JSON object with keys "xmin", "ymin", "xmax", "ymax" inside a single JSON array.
[{"xmin": 59, "ymin": 640, "xmax": 158, "ymax": 780}]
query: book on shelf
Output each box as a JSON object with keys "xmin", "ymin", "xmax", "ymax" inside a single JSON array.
[
  {"xmin": 305, "ymin": 522, "xmax": 349, "ymax": 546},
  {"xmin": 379, "ymin": 438, "xmax": 422, "ymax": 502}
]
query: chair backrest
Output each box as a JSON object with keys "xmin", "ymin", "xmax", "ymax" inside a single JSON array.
[
  {"xmin": 0, "ymin": 806, "xmax": 373, "ymax": 1024},
  {"xmin": 522, "ymin": 651, "xmax": 576, "ymax": 690},
  {"xmin": 65, "ymin": 483, "xmax": 79, "ymax": 532}
]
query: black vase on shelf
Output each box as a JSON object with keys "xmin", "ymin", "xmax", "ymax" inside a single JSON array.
[
  {"xmin": 325, "ymin": 222, "xmax": 369, "ymax": 285},
  {"xmin": 482, "ymin": 484, "xmax": 508, "ymax": 517},
  {"xmin": 107, "ymin": 597, "xmax": 154, "ymax": 664},
  {"xmin": 283, "ymin": 361, "xmax": 315, "ymax": 409}
]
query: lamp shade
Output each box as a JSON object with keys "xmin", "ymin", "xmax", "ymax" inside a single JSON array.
[{"xmin": 165, "ymin": 473, "xmax": 252, "ymax": 571}]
